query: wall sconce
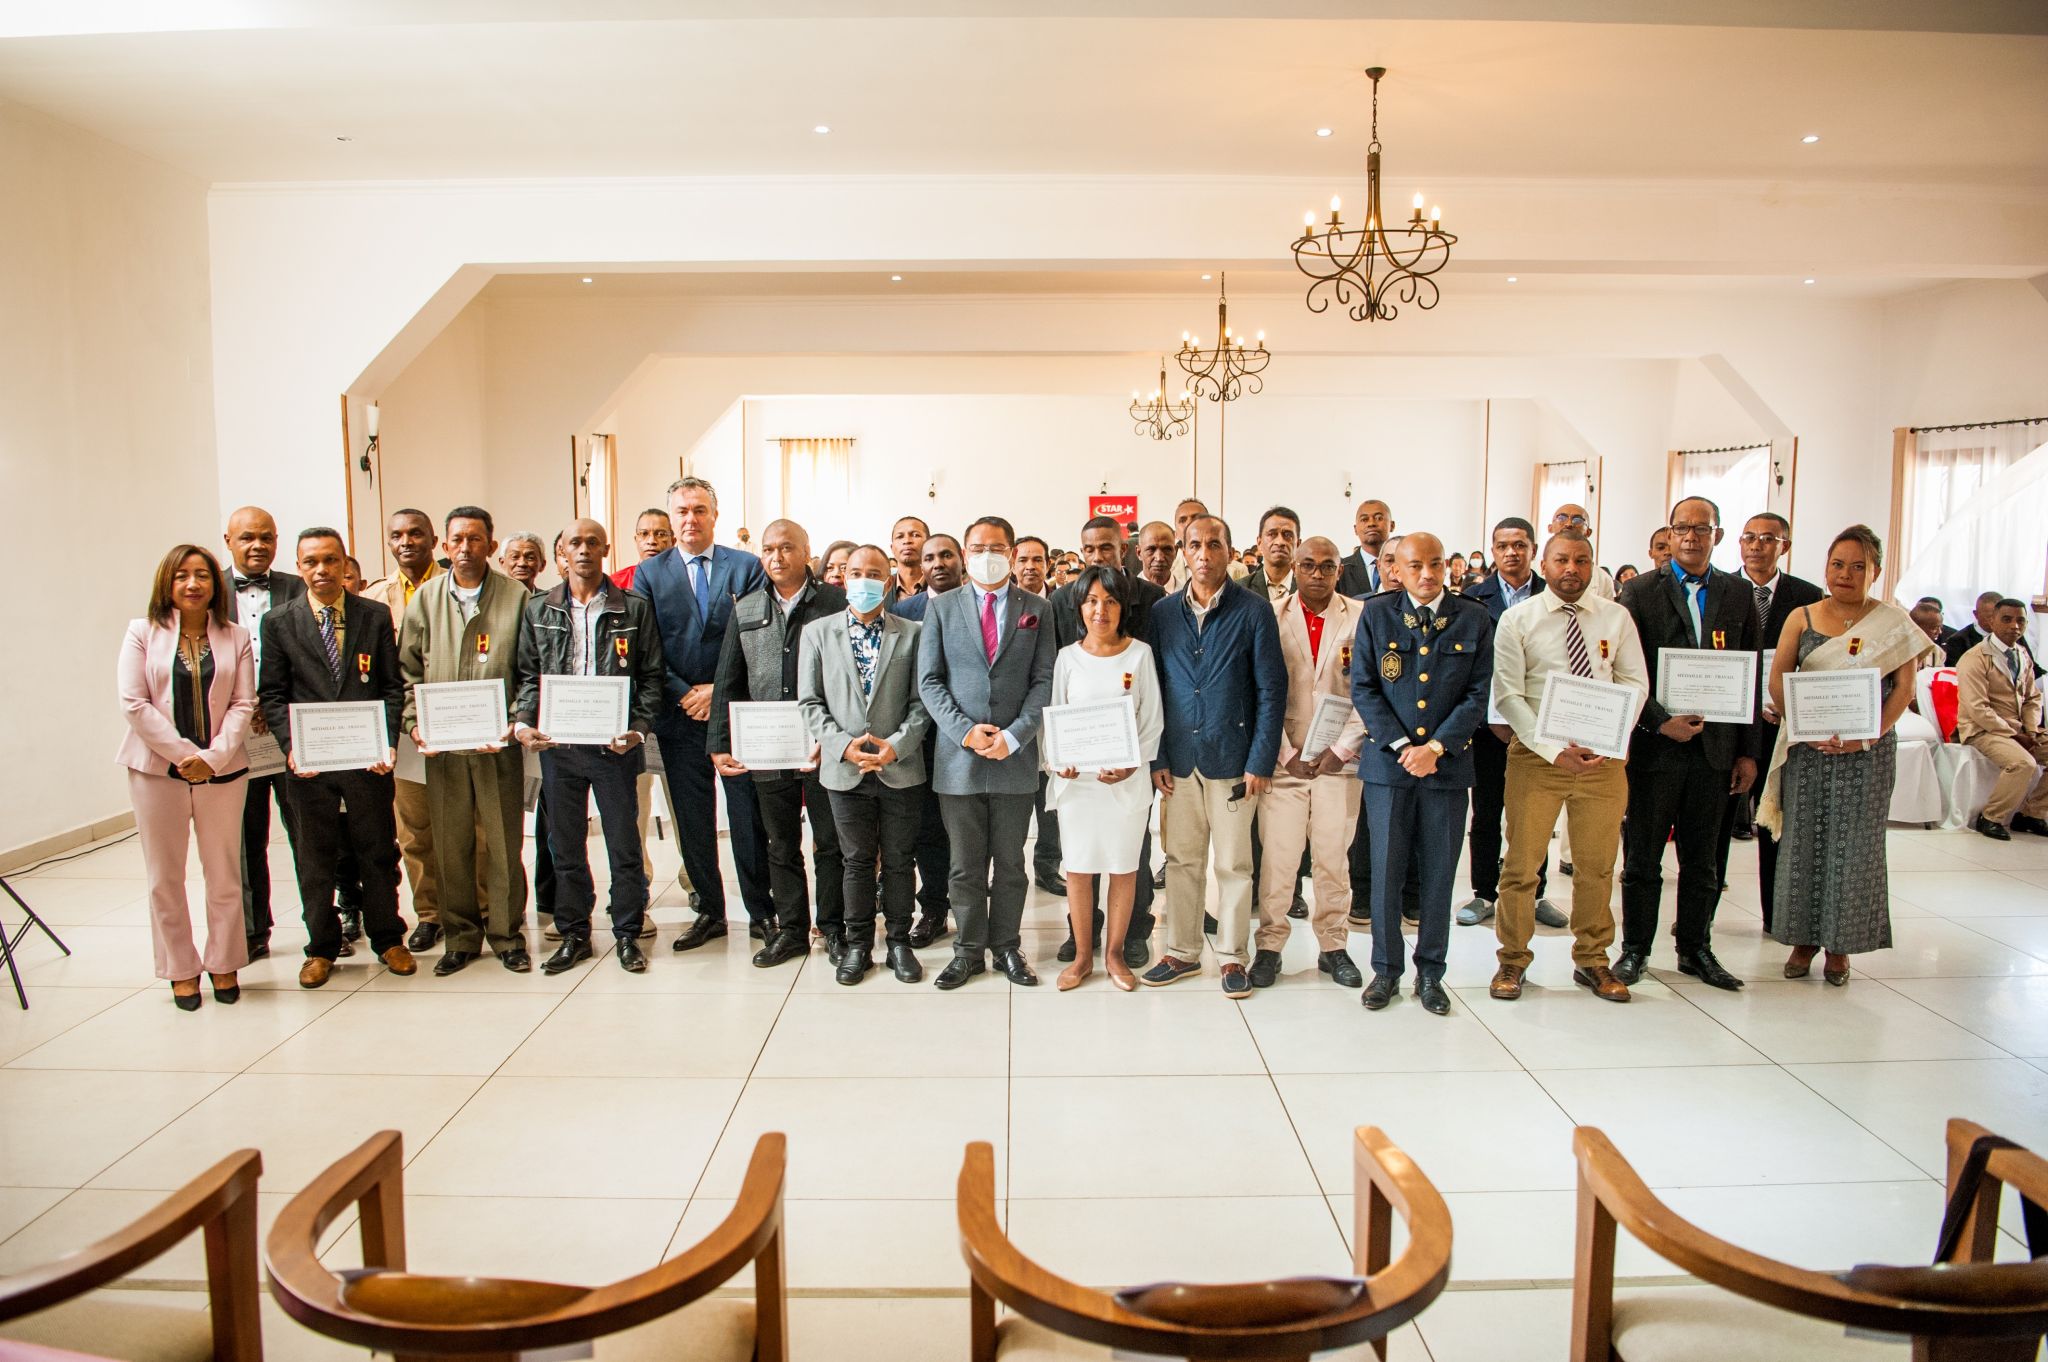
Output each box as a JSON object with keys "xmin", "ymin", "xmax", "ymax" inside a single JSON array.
[
  {"xmin": 1343, "ymin": 475, "xmax": 1353, "ymax": 500},
  {"xmin": 927, "ymin": 470, "xmax": 938, "ymax": 500},
  {"xmin": 359, "ymin": 401, "xmax": 379, "ymax": 485}
]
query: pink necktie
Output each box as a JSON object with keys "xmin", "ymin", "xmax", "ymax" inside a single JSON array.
[{"xmin": 980, "ymin": 590, "xmax": 999, "ymax": 663}]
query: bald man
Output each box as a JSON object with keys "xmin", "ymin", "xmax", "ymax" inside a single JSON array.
[
  {"xmin": 1338, "ymin": 499, "xmax": 1394, "ymax": 597},
  {"xmin": 224, "ymin": 505, "xmax": 308, "ymax": 959},
  {"xmin": 1547, "ymin": 504, "xmax": 1616, "ymax": 600}
]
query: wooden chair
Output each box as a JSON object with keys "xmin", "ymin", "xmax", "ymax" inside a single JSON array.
[
  {"xmin": 956, "ymin": 1126, "xmax": 1451, "ymax": 1360},
  {"xmin": 265, "ymin": 1130, "xmax": 786, "ymax": 1362},
  {"xmin": 0, "ymin": 1149, "xmax": 264, "ymax": 1362},
  {"xmin": 1572, "ymin": 1118, "xmax": 2048, "ymax": 1361}
]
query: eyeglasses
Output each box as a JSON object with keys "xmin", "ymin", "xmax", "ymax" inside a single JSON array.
[
  {"xmin": 1294, "ymin": 562, "xmax": 1340, "ymax": 577},
  {"xmin": 1737, "ymin": 533, "xmax": 1787, "ymax": 547},
  {"xmin": 1669, "ymin": 523, "xmax": 1718, "ymax": 539},
  {"xmin": 1554, "ymin": 514, "xmax": 1589, "ymax": 527}
]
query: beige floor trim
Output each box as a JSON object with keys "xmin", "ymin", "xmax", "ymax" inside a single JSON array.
[{"xmin": 0, "ymin": 814, "xmax": 136, "ymax": 874}]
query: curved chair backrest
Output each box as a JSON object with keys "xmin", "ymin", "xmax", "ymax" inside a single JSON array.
[
  {"xmin": 265, "ymin": 1130, "xmax": 787, "ymax": 1361},
  {"xmin": 0, "ymin": 1149, "xmax": 264, "ymax": 1362},
  {"xmin": 1572, "ymin": 1118, "xmax": 2048, "ymax": 1361},
  {"xmin": 957, "ymin": 1125, "xmax": 1450, "ymax": 1360}
]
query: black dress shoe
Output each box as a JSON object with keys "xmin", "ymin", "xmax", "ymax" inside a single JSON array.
[
  {"xmin": 688, "ymin": 890, "xmax": 703, "ymax": 910},
  {"xmin": 1248, "ymin": 949, "xmax": 1283, "ymax": 989},
  {"xmin": 934, "ymin": 954, "xmax": 985, "ymax": 990},
  {"xmin": 1288, "ymin": 890, "xmax": 1308, "ymax": 920},
  {"xmin": 1415, "ymin": 978, "xmax": 1451, "ymax": 1016},
  {"xmin": 1560, "ymin": 860, "xmax": 1575, "ymax": 877},
  {"xmin": 1122, "ymin": 937, "xmax": 1152, "ymax": 969},
  {"xmin": 2013, "ymin": 815, "xmax": 2048, "ymax": 838},
  {"xmin": 908, "ymin": 915, "xmax": 950, "ymax": 949},
  {"xmin": 340, "ymin": 906, "xmax": 364, "ymax": 941},
  {"xmin": 408, "ymin": 921, "xmax": 443, "ymax": 952},
  {"xmin": 672, "ymin": 915, "xmax": 729, "ymax": 952},
  {"xmin": 1730, "ymin": 823, "xmax": 1754, "ymax": 842},
  {"xmin": 1612, "ymin": 949, "xmax": 1648, "ymax": 985},
  {"xmin": 1034, "ymin": 870, "xmax": 1067, "ymax": 897},
  {"xmin": 1677, "ymin": 947, "xmax": 1744, "ymax": 991},
  {"xmin": 821, "ymin": 928, "xmax": 846, "ymax": 965},
  {"xmin": 1401, "ymin": 905, "xmax": 1421, "ymax": 924},
  {"xmin": 1055, "ymin": 933, "xmax": 1101, "ymax": 964},
  {"xmin": 1152, "ymin": 865, "xmax": 1167, "ymax": 890},
  {"xmin": 1204, "ymin": 912, "xmax": 1219, "ymax": 933},
  {"xmin": 749, "ymin": 918, "xmax": 770, "ymax": 941},
  {"xmin": 888, "ymin": 943, "xmax": 923, "ymax": 983},
  {"xmin": 1318, "ymin": 949, "xmax": 1363, "ymax": 988},
  {"xmin": 433, "ymin": 950, "xmax": 476, "ymax": 977},
  {"xmin": 615, "ymin": 939, "xmax": 647, "ymax": 973},
  {"xmin": 500, "ymin": 946, "xmax": 532, "ymax": 973},
  {"xmin": 1976, "ymin": 816, "xmax": 2013, "ymax": 841},
  {"xmin": 994, "ymin": 948, "xmax": 1039, "ymax": 986},
  {"xmin": 752, "ymin": 929, "xmax": 808, "ymax": 968},
  {"xmin": 836, "ymin": 946, "xmax": 873, "ymax": 985},
  {"xmin": 1360, "ymin": 975, "xmax": 1395, "ymax": 1010},
  {"xmin": 246, "ymin": 937, "xmax": 270, "ymax": 961},
  {"xmin": 543, "ymin": 938, "xmax": 593, "ymax": 975}
]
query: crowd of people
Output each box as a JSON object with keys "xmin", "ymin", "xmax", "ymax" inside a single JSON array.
[{"xmin": 116, "ymin": 479, "xmax": 2047, "ymax": 1013}]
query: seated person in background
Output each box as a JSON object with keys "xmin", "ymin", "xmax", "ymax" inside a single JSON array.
[
  {"xmin": 1911, "ymin": 597, "xmax": 1959, "ymax": 653},
  {"xmin": 1955, "ymin": 597, "xmax": 2048, "ymax": 841},
  {"xmin": 1944, "ymin": 590, "xmax": 2004, "ymax": 666}
]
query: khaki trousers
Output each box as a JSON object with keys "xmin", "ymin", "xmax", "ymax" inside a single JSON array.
[
  {"xmin": 1162, "ymin": 770, "xmax": 1259, "ymax": 966},
  {"xmin": 1254, "ymin": 772, "xmax": 1359, "ymax": 953},
  {"xmin": 1498, "ymin": 741, "xmax": 1625, "ymax": 972},
  {"xmin": 636, "ymin": 772, "xmax": 693, "ymax": 889},
  {"xmin": 426, "ymin": 747, "xmax": 529, "ymax": 953},
  {"xmin": 1967, "ymin": 732, "xmax": 2048, "ymax": 824},
  {"xmin": 393, "ymin": 776, "xmax": 438, "ymax": 924}
]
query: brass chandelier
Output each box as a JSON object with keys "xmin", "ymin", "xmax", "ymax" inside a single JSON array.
[
  {"xmin": 1292, "ymin": 67, "xmax": 1456, "ymax": 324},
  {"xmin": 1129, "ymin": 359, "xmax": 1194, "ymax": 441},
  {"xmin": 1176, "ymin": 273, "xmax": 1270, "ymax": 401}
]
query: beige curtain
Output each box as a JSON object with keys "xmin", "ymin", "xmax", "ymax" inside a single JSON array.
[{"xmin": 778, "ymin": 437, "xmax": 854, "ymax": 541}]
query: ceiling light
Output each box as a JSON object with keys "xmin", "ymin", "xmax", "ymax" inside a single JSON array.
[
  {"xmin": 1316, "ymin": 127, "xmax": 1333, "ymax": 137},
  {"xmin": 890, "ymin": 274, "xmax": 902, "ymax": 282},
  {"xmin": 1803, "ymin": 277, "xmax": 1815, "ymax": 285},
  {"xmin": 1506, "ymin": 276, "xmax": 1518, "ymax": 283},
  {"xmin": 1201, "ymin": 273, "xmax": 1212, "ymax": 281},
  {"xmin": 581, "ymin": 276, "xmax": 593, "ymax": 284},
  {"xmin": 814, "ymin": 125, "xmax": 831, "ymax": 134},
  {"xmin": 1177, "ymin": 273, "xmax": 1270, "ymax": 403},
  {"xmin": 1129, "ymin": 358, "xmax": 1194, "ymax": 441},
  {"xmin": 1801, "ymin": 134, "xmax": 1820, "ymax": 144}
]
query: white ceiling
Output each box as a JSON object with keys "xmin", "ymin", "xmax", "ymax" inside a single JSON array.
[{"xmin": 1, "ymin": 2, "xmax": 2044, "ymax": 185}]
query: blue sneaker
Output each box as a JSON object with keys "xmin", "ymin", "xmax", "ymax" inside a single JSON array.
[{"xmin": 1140, "ymin": 955, "xmax": 1202, "ymax": 988}]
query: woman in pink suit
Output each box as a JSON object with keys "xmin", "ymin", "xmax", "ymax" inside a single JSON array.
[{"xmin": 117, "ymin": 545, "xmax": 257, "ymax": 1009}]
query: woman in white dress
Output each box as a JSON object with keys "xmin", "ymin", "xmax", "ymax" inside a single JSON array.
[{"xmin": 1046, "ymin": 567, "xmax": 1164, "ymax": 991}]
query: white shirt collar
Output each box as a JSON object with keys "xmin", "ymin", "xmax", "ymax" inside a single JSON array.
[
  {"xmin": 1745, "ymin": 570, "xmax": 1782, "ymax": 594},
  {"xmin": 1407, "ymin": 589, "xmax": 1445, "ymax": 612},
  {"xmin": 1988, "ymin": 633, "xmax": 2018, "ymax": 659}
]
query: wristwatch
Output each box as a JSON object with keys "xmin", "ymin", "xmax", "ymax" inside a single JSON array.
[{"xmin": 1425, "ymin": 739, "xmax": 1446, "ymax": 757}]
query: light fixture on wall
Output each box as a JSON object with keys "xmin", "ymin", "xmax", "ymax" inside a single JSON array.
[
  {"xmin": 1176, "ymin": 273, "xmax": 1270, "ymax": 402},
  {"xmin": 359, "ymin": 401, "xmax": 379, "ymax": 485},
  {"xmin": 1129, "ymin": 358, "xmax": 1194, "ymax": 441},
  {"xmin": 1292, "ymin": 67, "xmax": 1456, "ymax": 324}
]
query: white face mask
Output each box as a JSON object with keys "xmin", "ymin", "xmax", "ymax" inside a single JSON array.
[{"xmin": 966, "ymin": 551, "xmax": 1011, "ymax": 588}]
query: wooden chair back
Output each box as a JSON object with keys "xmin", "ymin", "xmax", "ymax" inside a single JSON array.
[
  {"xmin": 956, "ymin": 1125, "xmax": 1450, "ymax": 1360},
  {"xmin": 0, "ymin": 1149, "xmax": 264, "ymax": 1362},
  {"xmin": 1572, "ymin": 1117, "xmax": 2048, "ymax": 1362},
  {"xmin": 265, "ymin": 1130, "xmax": 786, "ymax": 1362}
]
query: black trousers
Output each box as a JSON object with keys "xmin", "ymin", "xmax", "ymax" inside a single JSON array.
[
  {"xmin": 1470, "ymin": 727, "xmax": 1547, "ymax": 900},
  {"xmin": 1757, "ymin": 826, "xmax": 1781, "ymax": 933},
  {"xmin": 656, "ymin": 714, "xmax": 773, "ymax": 926},
  {"xmin": 286, "ymin": 770, "xmax": 404, "ymax": 961},
  {"xmin": 830, "ymin": 776, "xmax": 921, "ymax": 947},
  {"xmin": 1032, "ymin": 773, "xmax": 1063, "ymax": 880},
  {"xmin": 239, "ymin": 774, "xmax": 299, "ymax": 942},
  {"xmin": 542, "ymin": 745, "xmax": 647, "ymax": 940},
  {"xmin": 1348, "ymin": 797, "xmax": 1421, "ymax": 919},
  {"xmin": 1363, "ymin": 782, "xmax": 1466, "ymax": 983},
  {"xmin": 913, "ymin": 741, "xmax": 952, "ymax": 921},
  {"xmin": 1620, "ymin": 759, "xmax": 1731, "ymax": 957},
  {"xmin": 532, "ymin": 786, "xmax": 556, "ymax": 915},
  {"xmin": 938, "ymin": 791, "xmax": 1034, "ymax": 957},
  {"xmin": 754, "ymin": 772, "xmax": 846, "ymax": 936}
]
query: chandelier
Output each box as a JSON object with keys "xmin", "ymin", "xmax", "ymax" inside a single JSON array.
[
  {"xmin": 1176, "ymin": 272, "xmax": 1270, "ymax": 400},
  {"xmin": 1129, "ymin": 359, "xmax": 1194, "ymax": 441},
  {"xmin": 1292, "ymin": 67, "xmax": 1456, "ymax": 324}
]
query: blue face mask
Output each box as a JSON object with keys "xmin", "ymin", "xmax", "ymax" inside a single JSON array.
[{"xmin": 845, "ymin": 578, "xmax": 888, "ymax": 614}]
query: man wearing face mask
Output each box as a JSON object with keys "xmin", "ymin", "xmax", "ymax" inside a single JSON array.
[
  {"xmin": 889, "ymin": 533, "xmax": 962, "ymax": 942},
  {"xmin": 917, "ymin": 516, "xmax": 1057, "ymax": 988}
]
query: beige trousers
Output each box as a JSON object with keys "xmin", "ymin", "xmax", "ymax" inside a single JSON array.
[
  {"xmin": 1161, "ymin": 770, "xmax": 1259, "ymax": 967},
  {"xmin": 1967, "ymin": 732, "xmax": 2048, "ymax": 824},
  {"xmin": 393, "ymin": 776, "xmax": 438, "ymax": 924},
  {"xmin": 1497, "ymin": 741, "xmax": 1624, "ymax": 972},
  {"xmin": 1254, "ymin": 773, "xmax": 1359, "ymax": 953}
]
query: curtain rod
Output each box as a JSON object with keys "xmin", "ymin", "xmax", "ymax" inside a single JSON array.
[
  {"xmin": 1673, "ymin": 443, "xmax": 1770, "ymax": 456},
  {"xmin": 1909, "ymin": 416, "xmax": 2047, "ymax": 434}
]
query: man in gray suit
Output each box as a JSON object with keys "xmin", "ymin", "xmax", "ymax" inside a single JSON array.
[
  {"xmin": 798, "ymin": 545, "xmax": 932, "ymax": 986},
  {"xmin": 917, "ymin": 515, "xmax": 1058, "ymax": 988}
]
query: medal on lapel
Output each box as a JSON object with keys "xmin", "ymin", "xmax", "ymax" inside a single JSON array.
[
  {"xmin": 1599, "ymin": 639, "xmax": 1611, "ymax": 661},
  {"xmin": 614, "ymin": 635, "xmax": 629, "ymax": 665},
  {"xmin": 1848, "ymin": 637, "xmax": 1863, "ymax": 656},
  {"xmin": 1381, "ymin": 651, "xmax": 1402, "ymax": 681},
  {"xmin": 356, "ymin": 652, "xmax": 371, "ymax": 683},
  {"xmin": 476, "ymin": 632, "xmax": 490, "ymax": 660},
  {"xmin": 1122, "ymin": 672, "xmax": 1133, "ymax": 691},
  {"xmin": 1711, "ymin": 629, "xmax": 1726, "ymax": 650},
  {"xmin": 1340, "ymin": 643, "xmax": 1352, "ymax": 671}
]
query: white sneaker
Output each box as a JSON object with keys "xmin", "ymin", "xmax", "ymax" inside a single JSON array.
[
  {"xmin": 1533, "ymin": 898, "xmax": 1569, "ymax": 929},
  {"xmin": 1455, "ymin": 896, "xmax": 1496, "ymax": 926}
]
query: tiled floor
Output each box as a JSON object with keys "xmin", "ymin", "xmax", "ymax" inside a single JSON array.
[{"xmin": 3, "ymin": 821, "xmax": 2046, "ymax": 1361}]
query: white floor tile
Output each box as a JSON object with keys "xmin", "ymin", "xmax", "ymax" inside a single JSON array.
[
  {"xmin": 1878, "ymin": 975, "xmax": 2048, "ymax": 1056},
  {"xmin": 1273, "ymin": 1071, "xmax": 1580, "ymax": 1196},
  {"xmin": 1950, "ymin": 914, "xmax": 2048, "ymax": 961},
  {"xmin": 1410, "ymin": 1285, "xmax": 1576, "ymax": 1362},
  {"xmin": 579, "ymin": 933, "xmax": 802, "ymax": 994},
  {"xmin": 15, "ymin": 925, "xmax": 164, "ymax": 989},
  {"xmin": 251, "ymin": 990, "xmax": 562, "ymax": 1075},
  {"xmin": 1890, "ymin": 870, "xmax": 2048, "ymax": 918},
  {"xmin": 787, "ymin": 1298, "xmax": 972, "ymax": 1362},
  {"xmin": 1010, "ymin": 988, "xmax": 1267, "ymax": 1077},
  {"xmin": 0, "ymin": 1069, "xmax": 231, "ymax": 1188},
  {"xmin": 1241, "ymin": 988, "xmax": 1520, "ymax": 1074},
  {"xmin": 1787, "ymin": 1058, "xmax": 2048, "ymax": 1178},
  {"xmin": 0, "ymin": 1187, "xmax": 68, "ymax": 1243},
  {"xmin": 0, "ymin": 1189, "xmax": 310, "ymax": 1281},
  {"xmin": 1667, "ymin": 977, "xmax": 2010, "ymax": 1063},
  {"xmin": 754, "ymin": 992, "xmax": 1008, "ymax": 1078},
  {"xmin": 1534, "ymin": 1064, "xmax": 1924, "ymax": 1186},
  {"xmin": 1855, "ymin": 915, "xmax": 2048, "ymax": 978},
  {"xmin": 318, "ymin": 1193, "xmax": 686, "ymax": 1284},
  {"xmin": 673, "ymin": 1197, "xmax": 967, "ymax": 1289},
  {"xmin": 8, "ymin": 988, "xmax": 342, "ymax": 1073},
  {"xmin": 0, "ymin": 877, "xmax": 147, "ymax": 925},
  {"xmin": 1010, "ymin": 1075, "xmax": 1319, "ymax": 1199},
  {"xmin": 1005, "ymin": 1195, "xmax": 1350, "ymax": 1286},
  {"xmin": 1464, "ymin": 977, "xmax": 1768, "ymax": 1069},
  {"xmin": 698, "ymin": 1076, "xmax": 1006, "ymax": 1200},
  {"xmin": 356, "ymin": 934, "xmax": 598, "ymax": 992},
  {"xmin": 501, "ymin": 990, "xmax": 784, "ymax": 1078},
  {"xmin": 0, "ymin": 987, "xmax": 141, "ymax": 1065}
]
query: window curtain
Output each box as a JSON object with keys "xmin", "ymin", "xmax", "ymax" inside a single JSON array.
[
  {"xmin": 1537, "ymin": 460, "xmax": 1591, "ymax": 553},
  {"xmin": 1673, "ymin": 446, "xmax": 1769, "ymax": 571},
  {"xmin": 1903, "ymin": 424, "xmax": 2037, "ymax": 568},
  {"xmin": 1896, "ymin": 432, "xmax": 2048, "ymax": 652},
  {"xmin": 778, "ymin": 437, "xmax": 854, "ymax": 542},
  {"xmin": 583, "ymin": 434, "xmax": 615, "ymax": 563}
]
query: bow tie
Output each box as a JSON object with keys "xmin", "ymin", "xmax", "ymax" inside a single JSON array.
[{"xmin": 234, "ymin": 573, "xmax": 270, "ymax": 591}]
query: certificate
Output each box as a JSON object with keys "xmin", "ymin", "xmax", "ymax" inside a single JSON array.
[
  {"xmin": 537, "ymin": 675, "xmax": 631, "ymax": 745},
  {"xmin": 729, "ymin": 701, "xmax": 813, "ymax": 769},
  {"xmin": 1783, "ymin": 669, "xmax": 1883, "ymax": 744},
  {"xmin": 415, "ymin": 679, "xmax": 509, "ymax": 751},
  {"xmin": 1534, "ymin": 673, "xmax": 1638, "ymax": 760},
  {"xmin": 1299, "ymin": 693, "xmax": 1356, "ymax": 761},
  {"xmin": 288, "ymin": 701, "xmax": 391, "ymax": 773},
  {"xmin": 1043, "ymin": 697, "xmax": 1142, "ymax": 772},
  {"xmin": 243, "ymin": 730, "xmax": 287, "ymax": 779},
  {"xmin": 1655, "ymin": 648, "xmax": 1757, "ymax": 725}
]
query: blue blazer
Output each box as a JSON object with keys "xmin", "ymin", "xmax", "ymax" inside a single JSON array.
[
  {"xmin": 1458, "ymin": 572, "xmax": 1545, "ymax": 623},
  {"xmin": 889, "ymin": 591, "xmax": 931, "ymax": 623},
  {"xmin": 631, "ymin": 544, "xmax": 767, "ymax": 724},
  {"xmin": 1149, "ymin": 580, "xmax": 1287, "ymax": 781},
  {"xmin": 1350, "ymin": 591, "xmax": 1493, "ymax": 788}
]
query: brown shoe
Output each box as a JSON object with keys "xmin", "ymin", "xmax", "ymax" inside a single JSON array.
[
  {"xmin": 381, "ymin": 945, "xmax": 418, "ymax": 976},
  {"xmin": 1488, "ymin": 964, "xmax": 1525, "ymax": 1000},
  {"xmin": 297, "ymin": 957, "xmax": 333, "ymax": 989},
  {"xmin": 1573, "ymin": 964, "xmax": 1630, "ymax": 1003}
]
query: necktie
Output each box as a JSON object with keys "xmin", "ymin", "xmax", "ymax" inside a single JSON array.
[
  {"xmin": 2012, "ymin": 649, "xmax": 2025, "ymax": 688},
  {"xmin": 1752, "ymin": 583, "xmax": 1770, "ymax": 641},
  {"xmin": 317, "ymin": 605, "xmax": 342, "ymax": 682},
  {"xmin": 1681, "ymin": 571, "xmax": 1706, "ymax": 644},
  {"xmin": 1416, "ymin": 604, "xmax": 1434, "ymax": 634},
  {"xmin": 1562, "ymin": 603, "xmax": 1593, "ymax": 678},
  {"xmin": 689, "ymin": 555, "xmax": 710, "ymax": 616},
  {"xmin": 980, "ymin": 589, "xmax": 1000, "ymax": 663}
]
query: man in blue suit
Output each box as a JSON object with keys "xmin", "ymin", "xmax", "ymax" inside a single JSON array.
[
  {"xmin": 633, "ymin": 476, "xmax": 774, "ymax": 951},
  {"xmin": 1143, "ymin": 514, "xmax": 1287, "ymax": 999},
  {"xmin": 1352, "ymin": 532, "xmax": 1494, "ymax": 1016}
]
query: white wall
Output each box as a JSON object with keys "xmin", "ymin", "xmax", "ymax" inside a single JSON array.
[{"xmin": 2, "ymin": 97, "xmax": 218, "ymax": 859}]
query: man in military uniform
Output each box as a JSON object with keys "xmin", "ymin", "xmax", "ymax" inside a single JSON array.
[{"xmin": 1350, "ymin": 532, "xmax": 1494, "ymax": 1016}]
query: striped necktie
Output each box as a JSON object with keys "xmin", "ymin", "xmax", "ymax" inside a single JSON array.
[
  {"xmin": 317, "ymin": 605, "xmax": 343, "ymax": 682},
  {"xmin": 1752, "ymin": 582, "xmax": 1770, "ymax": 641},
  {"xmin": 1562, "ymin": 603, "xmax": 1593, "ymax": 678}
]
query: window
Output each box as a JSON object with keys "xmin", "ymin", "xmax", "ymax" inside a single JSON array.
[
  {"xmin": 1898, "ymin": 424, "xmax": 2036, "ymax": 571},
  {"xmin": 579, "ymin": 433, "xmax": 616, "ymax": 564},
  {"xmin": 778, "ymin": 437, "xmax": 854, "ymax": 540},
  {"xmin": 1668, "ymin": 445, "xmax": 1769, "ymax": 572},
  {"xmin": 1533, "ymin": 458, "xmax": 1599, "ymax": 559}
]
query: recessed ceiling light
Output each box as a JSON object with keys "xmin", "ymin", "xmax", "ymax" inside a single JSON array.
[
  {"xmin": 581, "ymin": 277, "xmax": 593, "ymax": 284},
  {"xmin": 1803, "ymin": 277, "xmax": 1815, "ymax": 285},
  {"xmin": 1801, "ymin": 134, "xmax": 1820, "ymax": 144},
  {"xmin": 335, "ymin": 135, "xmax": 352, "ymax": 142},
  {"xmin": 814, "ymin": 125, "xmax": 831, "ymax": 134},
  {"xmin": 1506, "ymin": 276, "xmax": 1518, "ymax": 283},
  {"xmin": 1201, "ymin": 273, "xmax": 1212, "ymax": 281},
  {"xmin": 1315, "ymin": 127, "xmax": 1333, "ymax": 138},
  {"xmin": 890, "ymin": 274, "xmax": 902, "ymax": 282}
]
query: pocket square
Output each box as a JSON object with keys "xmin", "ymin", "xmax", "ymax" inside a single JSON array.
[{"xmin": 1020, "ymin": 614, "xmax": 1040, "ymax": 629}]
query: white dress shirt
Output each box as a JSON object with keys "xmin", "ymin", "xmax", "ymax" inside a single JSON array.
[{"xmin": 1493, "ymin": 590, "xmax": 1649, "ymax": 765}]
